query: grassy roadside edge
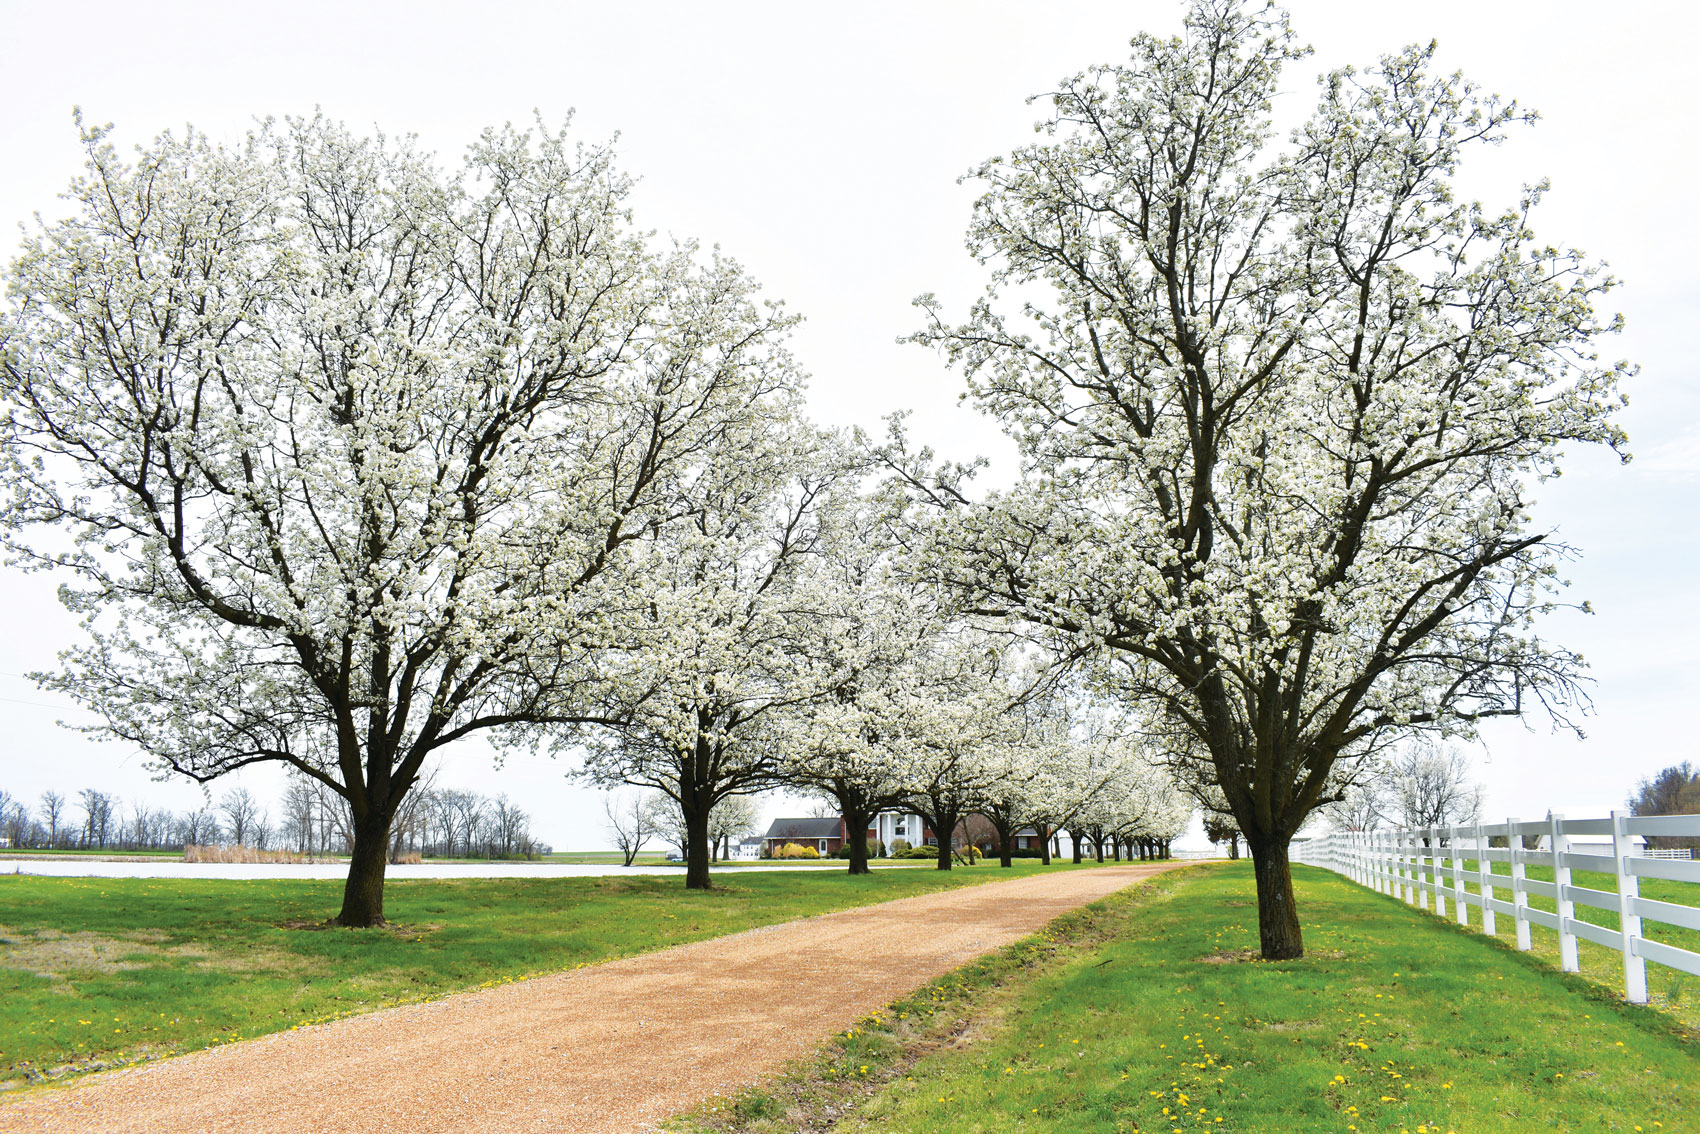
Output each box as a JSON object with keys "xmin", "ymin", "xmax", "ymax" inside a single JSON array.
[
  {"xmin": 663, "ymin": 863, "xmax": 1204, "ymax": 1134},
  {"xmin": 665, "ymin": 862, "xmax": 1698, "ymax": 1134}
]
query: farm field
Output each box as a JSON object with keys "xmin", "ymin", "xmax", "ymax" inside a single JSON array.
[
  {"xmin": 0, "ymin": 858, "xmax": 1106, "ymax": 1087},
  {"xmin": 676, "ymin": 863, "xmax": 1698, "ymax": 1134}
]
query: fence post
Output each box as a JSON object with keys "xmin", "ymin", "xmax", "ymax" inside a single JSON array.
[
  {"xmin": 1417, "ymin": 829, "xmax": 1432, "ymax": 911},
  {"xmin": 1551, "ymin": 812, "xmax": 1579, "ymax": 973},
  {"xmin": 1450, "ymin": 825, "xmax": 1468, "ymax": 926},
  {"xmin": 1509, "ymin": 816, "xmax": 1531, "ymax": 951},
  {"xmin": 1433, "ymin": 827, "xmax": 1448, "ymax": 918},
  {"xmin": 1432, "ymin": 828, "xmax": 1447, "ymax": 915},
  {"xmin": 1476, "ymin": 822, "xmax": 1495, "ymax": 936},
  {"xmin": 1611, "ymin": 809, "xmax": 1647, "ymax": 1004},
  {"xmin": 1399, "ymin": 828, "xmax": 1413, "ymax": 904}
]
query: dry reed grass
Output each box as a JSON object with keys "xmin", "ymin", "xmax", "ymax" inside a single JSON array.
[{"xmin": 183, "ymin": 844, "xmax": 309, "ymax": 864}]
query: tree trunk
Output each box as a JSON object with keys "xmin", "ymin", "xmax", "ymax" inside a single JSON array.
[
  {"xmin": 336, "ymin": 814, "xmax": 394, "ymax": 927},
  {"xmin": 685, "ymin": 801, "xmax": 712, "ymax": 890},
  {"xmin": 843, "ymin": 807, "xmax": 874, "ymax": 876},
  {"xmin": 1249, "ymin": 837, "xmax": 1304, "ymax": 959},
  {"xmin": 931, "ymin": 810, "xmax": 958, "ymax": 870},
  {"xmin": 1038, "ymin": 823, "xmax": 1052, "ymax": 866},
  {"xmin": 1071, "ymin": 829, "xmax": 1083, "ymax": 864},
  {"xmin": 994, "ymin": 816, "xmax": 1014, "ymax": 867}
]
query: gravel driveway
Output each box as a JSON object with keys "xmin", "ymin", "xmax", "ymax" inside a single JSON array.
[{"xmin": 0, "ymin": 862, "xmax": 1181, "ymax": 1133}]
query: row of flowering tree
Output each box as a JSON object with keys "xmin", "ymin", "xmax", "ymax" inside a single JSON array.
[
  {"xmin": 0, "ymin": 112, "xmax": 1185, "ymax": 922},
  {"xmin": 576, "ymin": 445, "xmax": 1193, "ymax": 884}
]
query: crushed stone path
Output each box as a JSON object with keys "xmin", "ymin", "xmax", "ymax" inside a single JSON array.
[{"xmin": 0, "ymin": 862, "xmax": 1184, "ymax": 1134}]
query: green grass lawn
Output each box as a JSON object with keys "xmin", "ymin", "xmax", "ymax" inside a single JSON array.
[
  {"xmin": 1376, "ymin": 858, "xmax": 1700, "ymax": 1027},
  {"xmin": 539, "ymin": 849, "xmax": 670, "ymax": 865},
  {"xmin": 677, "ymin": 863, "xmax": 1697, "ymax": 1134},
  {"xmin": 0, "ymin": 857, "xmax": 1103, "ymax": 1087}
]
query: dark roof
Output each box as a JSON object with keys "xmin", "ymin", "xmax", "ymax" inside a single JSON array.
[{"xmin": 762, "ymin": 817, "xmax": 842, "ymax": 839}]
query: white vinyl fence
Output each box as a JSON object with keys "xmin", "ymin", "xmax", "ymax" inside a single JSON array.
[{"xmin": 1292, "ymin": 811, "xmax": 1700, "ymax": 1005}]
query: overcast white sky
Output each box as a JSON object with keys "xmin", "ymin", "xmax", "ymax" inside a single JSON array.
[{"xmin": 0, "ymin": 1, "xmax": 1694, "ymax": 850}]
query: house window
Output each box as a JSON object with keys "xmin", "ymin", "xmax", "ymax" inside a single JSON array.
[{"xmin": 895, "ymin": 820, "xmax": 906, "ymax": 836}]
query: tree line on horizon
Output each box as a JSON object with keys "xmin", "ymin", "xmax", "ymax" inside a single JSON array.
[{"xmin": 0, "ymin": 780, "xmax": 546, "ymax": 860}]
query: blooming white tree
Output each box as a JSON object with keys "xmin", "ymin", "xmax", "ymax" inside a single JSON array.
[
  {"xmin": 974, "ymin": 681, "xmax": 1067, "ymax": 868},
  {"xmin": 0, "ymin": 115, "xmax": 802, "ymax": 924},
  {"xmin": 603, "ymin": 791, "xmax": 660, "ymax": 867},
  {"xmin": 1064, "ymin": 736, "xmax": 1187, "ymax": 863},
  {"xmin": 779, "ymin": 499, "xmax": 944, "ymax": 875},
  {"xmin": 911, "ymin": 1, "xmax": 1629, "ymax": 956},
  {"xmin": 707, "ymin": 792, "xmax": 762, "ymax": 860},
  {"xmin": 578, "ymin": 424, "xmax": 856, "ymax": 888},
  {"xmin": 888, "ymin": 629, "xmax": 1019, "ymax": 871}
]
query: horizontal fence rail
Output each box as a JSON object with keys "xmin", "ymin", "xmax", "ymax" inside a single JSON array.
[{"xmin": 1292, "ymin": 811, "xmax": 1700, "ymax": 1004}]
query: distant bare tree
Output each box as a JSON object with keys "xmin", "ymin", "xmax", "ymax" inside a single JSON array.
[
  {"xmin": 126, "ymin": 802, "xmax": 154, "ymax": 850},
  {"xmin": 648, "ymin": 795, "xmax": 688, "ymax": 861},
  {"xmin": 79, "ymin": 788, "xmax": 114, "ymax": 848},
  {"xmin": 1329, "ymin": 781, "xmax": 1389, "ymax": 834},
  {"xmin": 605, "ymin": 792, "xmax": 657, "ymax": 867},
  {"xmin": 313, "ymin": 781, "xmax": 355, "ymax": 856},
  {"xmin": 423, "ymin": 791, "xmax": 450, "ymax": 855},
  {"xmin": 279, "ymin": 780, "xmax": 318, "ymax": 855},
  {"xmin": 220, "ymin": 788, "xmax": 261, "ymax": 846},
  {"xmin": 251, "ymin": 811, "xmax": 273, "ymax": 851},
  {"xmin": 1391, "ymin": 744, "xmax": 1485, "ymax": 836},
  {"xmin": 180, "ymin": 806, "xmax": 219, "ymax": 847},
  {"xmin": 959, "ymin": 814, "xmax": 997, "ymax": 863},
  {"xmin": 486, "ymin": 795, "xmax": 530, "ymax": 858},
  {"xmin": 1, "ymin": 794, "xmax": 28, "ymax": 848},
  {"xmin": 442, "ymin": 791, "xmax": 485, "ymax": 859},
  {"xmin": 385, "ymin": 766, "xmax": 439, "ymax": 861},
  {"xmin": 39, "ymin": 790, "xmax": 64, "ymax": 848}
]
